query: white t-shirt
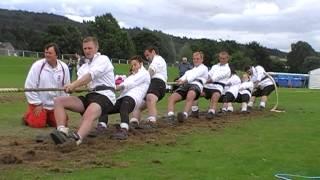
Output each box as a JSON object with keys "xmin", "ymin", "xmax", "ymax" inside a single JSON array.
[{"xmin": 148, "ymin": 55, "xmax": 167, "ymax": 82}]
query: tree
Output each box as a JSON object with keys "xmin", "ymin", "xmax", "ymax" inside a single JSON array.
[
  {"xmin": 44, "ymin": 24, "xmax": 82, "ymax": 54},
  {"xmin": 177, "ymin": 42, "xmax": 193, "ymax": 63},
  {"xmin": 131, "ymin": 31, "xmax": 162, "ymax": 58},
  {"xmin": 230, "ymin": 51, "xmax": 253, "ymax": 71},
  {"xmin": 287, "ymin": 41, "xmax": 316, "ymax": 73},
  {"xmin": 86, "ymin": 13, "xmax": 135, "ymax": 59},
  {"xmin": 302, "ymin": 56, "xmax": 320, "ymax": 73},
  {"xmin": 246, "ymin": 41, "xmax": 272, "ymax": 71}
]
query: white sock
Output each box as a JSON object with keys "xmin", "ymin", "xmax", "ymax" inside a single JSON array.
[
  {"xmin": 241, "ymin": 103, "xmax": 247, "ymax": 111},
  {"xmin": 167, "ymin": 111, "xmax": 174, "ymax": 116},
  {"xmin": 260, "ymin": 102, "xmax": 266, "ymax": 108},
  {"xmin": 147, "ymin": 116, "xmax": 156, "ymax": 123},
  {"xmin": 183, "ymin": 112, "xmax": 188, "ymax": 118},
  {"xmin": 98, "ymin": 122, "xmax": 107, "ymax": 128},
  {"xmin": 208, "ymin": 109, "xmax": 215, "ymax": 114},
  {"xmin": 248, "ymin": 101, "xmax": 253, "ymax": 107},
  {"xmin": 129, "ymin": 117, "xmax": 139, "ymax": 124},
  {"xmin": 120, "ymin": 123, "xmax": 129, "ymax": 130},
  {"xmin": 222, "ymin": 107, "xmax": 227, "ymax": 112},
  {"xmin": 191, "ymin": 106, "xmax": 199, "ymax": 112},
  {"xmin": 57, "ymin": 126, "xmax": 69, "ymax": 135}
]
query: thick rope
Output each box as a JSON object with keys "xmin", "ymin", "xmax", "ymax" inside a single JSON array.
[
  {"xmin": 0, "ymin": 88, "xmax": 88, "ymax": 93},
  {"xmin": 264, "ymin": 73, "xmax": 285, "ymax": 113}
]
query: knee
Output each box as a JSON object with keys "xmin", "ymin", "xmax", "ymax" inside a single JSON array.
[{"xmin": 54, "ymin": 97, "xmax": 63, "ymax": 106}]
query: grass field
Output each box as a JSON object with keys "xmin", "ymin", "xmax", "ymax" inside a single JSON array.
[{"xmin": 0, "ymin": 56, "xmax": 320, "ymax": 179}]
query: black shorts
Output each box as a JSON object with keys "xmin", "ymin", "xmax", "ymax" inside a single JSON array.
[
  {"xmin": 146, "ymin": 78, "xmax": 166, "ymax": 101},
  {"xmin": 175, "ymin": 84, "xmax": 201, "ymax": 100},
  {"xmin": 78, "ymin": 93, "xmax": 114, "ymax": 116},
  {"xmin": 222, "ymin": 92, "xmax": 235, "ymax": 103},
  {"xmin": 235, "ymin": 94, "xmax": 250, "ymax": 103},
  {"xmin": 203, "ymin": 88, "xmax": 222, "ymax": 99},
  {"xmin": 252, "ymin": 85, "xmax": 275, "ymax": 97}
]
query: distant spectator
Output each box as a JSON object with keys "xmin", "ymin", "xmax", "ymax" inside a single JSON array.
[
  {"xmin": 178, "ymin": 57, "xmax": 193, "ymax": 77},
  {"xmin": 172, "ymin": 57, "xmax": 193, "ymax": 92},
  {"xmin": 67, "ymin": 57, "xmax": 76, "ymax": 81},
  {"xmin": 76, "ymin": 53, "xmax": 86, "ymax": 72}
]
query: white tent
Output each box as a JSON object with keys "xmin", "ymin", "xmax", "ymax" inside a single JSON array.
[{"xmin": 308, "ymin": 68, "xmax": 320, "ymax": 89}]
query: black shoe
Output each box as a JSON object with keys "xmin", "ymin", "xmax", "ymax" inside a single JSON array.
[
  {"xmin": 206, "ymin": 112, "xmax": 215, "ymax": 120},
  {"xmin": 189, "ymin": 110, "xmax": 199, "ymax": 118},
  {"xmin": 259, "ymin": 106, "xmax": 265, "ymax": 111},
  {"xmin": 111, "ymin": 128, "xmax": 128, "ymax": 140},
  {"xmin": 166, "ymin": 115, "xmax": 175, "ymax": 124},
  {"xmin": 129, "ymin": 121, "xmax": 139, "ymax": 129},
  {"xmin": 50, "ymin": 129, "xmax": 68, "ymax": 145},
  {"xmin": 139, "ymin": 121, "xmax": 157, "ymax": 129},
  {"xmin": 177, "ymin": 112, "xmax": 187, "ymax": 123},
  {"xmin": 247, "ymin": 106, "xmax": 252, "ymax": 111},
  {"xmin": 88, "ymin": 124, "xmax": 107, "ymax": 138}
]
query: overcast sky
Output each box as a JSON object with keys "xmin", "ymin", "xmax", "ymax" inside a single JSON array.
[{"xmin": 1, "ymin": 0, "xmax": 319, "ymax": 52}]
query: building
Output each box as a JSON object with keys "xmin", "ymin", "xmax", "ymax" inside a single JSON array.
[{"xmin": 0, "ymin": 42, "xmax": 15, "ymax": 56}]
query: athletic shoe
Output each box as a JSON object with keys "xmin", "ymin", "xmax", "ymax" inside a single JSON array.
[
  {"xmin": 166, "ymin": 115, "xmax": 175, "ymax": 124},
  {"xmin": 139, "ymin": 120, "xmax": 158, "ymax": 129},
  {"xmin": 110, "ymin": 128, "xmax": 128, "ymax": 140},
  {"xmin": 206, "ymin": 112, "xmax": 215, "ymax": 120},
  {"xmin": 129, "ymin": 121, "xmax": 139, "ymax": 129},
  {"xmin": 177, "ymin": 112, "xmax": 187, "ymax": 123},
  {"xmin": 88, "ymin": 123, "xmax": 107, "ymax": 137},
  {"xmin": 50, "ymin": 129, "xmax": 68, "ymax": 145},
  {"xmin": 189, "ymin": 110, "xmax": 199, "ymax": 118}
]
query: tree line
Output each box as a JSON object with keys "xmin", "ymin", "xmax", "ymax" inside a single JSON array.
[{"xmin": 0, "ymin": 9, "xmax": 319, "ymax": 73}]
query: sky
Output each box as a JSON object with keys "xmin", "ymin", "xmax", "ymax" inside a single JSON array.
[{"xmin": 1, "ymin": 0, "xmax": 319, "ymax": 52}]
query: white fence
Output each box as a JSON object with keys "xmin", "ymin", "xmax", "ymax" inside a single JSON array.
[{"xmin": 0, "ymin": 49, "xmax": 176, "ymax": 66}]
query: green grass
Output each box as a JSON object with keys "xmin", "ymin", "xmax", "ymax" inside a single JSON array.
[{"xmin": 1, "ymin": 56, "xmax": 320, "ymax": 179}]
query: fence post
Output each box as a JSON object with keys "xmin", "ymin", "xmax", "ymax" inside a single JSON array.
[
  {"xmin": 22, "ymin": 51, "xmax": 25, "ymax": 57},
  {"xmin": 118, "ymin": 59, "xmax": 121, "ymax": 64}
]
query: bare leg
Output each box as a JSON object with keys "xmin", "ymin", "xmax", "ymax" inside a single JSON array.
[
  {"xmin": 54, "ymin": 96, "xmax": 85, "ymax": 126},
  {"xmin": 146, "ymin": 93, "xmax": 159, "ymax": 121},
  {"xmin": 167, "ymin": 92, "xmax": 182, "ymax": 113},
  {"xmin": 184, "ymin": 90, "xmax": 196, "ymax": 113},
  {"xmin": 77, "ymin": 103, "xmax": 101, "ymax": 138},
  {"xmin": 210, "ymin": 92, "xmax": 221, "ymax": 112},
  {"xmin": 248, "ymin": 96, "xmax": 256, "ymax": 107}
]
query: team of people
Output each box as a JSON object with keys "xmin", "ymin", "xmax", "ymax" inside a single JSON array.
[{"xmin": 23, "ymin": 36, "xmax": 275, "ymax": 146}]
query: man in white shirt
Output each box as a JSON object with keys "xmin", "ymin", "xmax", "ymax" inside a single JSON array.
[
  {"xmin": 245, "ymin": 65, "xmax": 275, "ymax": 109},
  {"xmin": 23, "ymin": 43, "xmax": 70, "ymax": 128},
  {"xmin": 50, "ymin": 36, "xmax": 116, "ymax": 146},
  {"xmin": 201, "ymin": 51, "xmax": 231, "ymax": 119},
  {"xmin": 167, "ymin": 51, "xmax": 208, "ymax": 123},
  {"xmin": 137, "ymin": 46, "xmax": 168, "ymax": 127}
]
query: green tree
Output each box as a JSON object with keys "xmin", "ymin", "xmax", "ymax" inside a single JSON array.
[
  {"xmin": 44, "ymin": 24, "xmax": 82, "ymax": 54},
  {"xmin": 178, "ymin": 42, "xmax": 193, "ymax": 63},
  {"xmin": 287, "ymin": 41, "xmax": 316, "ymax": 73},
  {"xmin": 230, "ymin": 51, "xmax": 253, "ymax": 71},
  {"xmin": 86, "ymin": 13, "xmax": 135, "ymax": 59},
  {"xmin": 246, "ymin": 41, "xmax": 272, "ymax": 71},
  {"xmin": 302, "ymin": 56, "xmax": 320, "ymax": 73}
]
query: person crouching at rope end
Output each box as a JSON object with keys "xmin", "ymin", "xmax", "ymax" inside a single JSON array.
[{"xmin": 244, "ymin": 65, "xmax": 275, "ymax": 110}]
